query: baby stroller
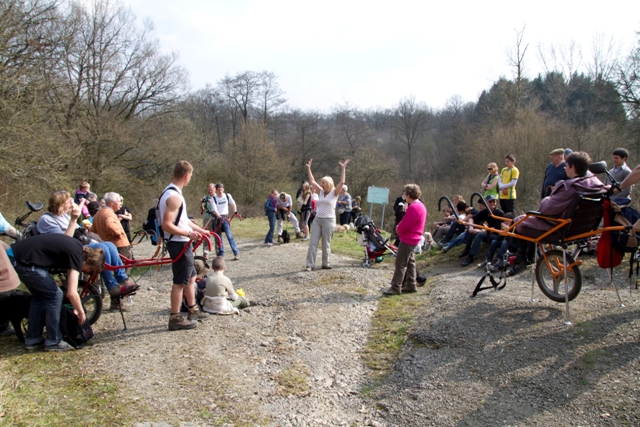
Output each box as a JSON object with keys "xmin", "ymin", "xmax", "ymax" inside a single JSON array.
[{"xmin": 355, "ymin": 215, "xmax": 397, "ymax": 268}]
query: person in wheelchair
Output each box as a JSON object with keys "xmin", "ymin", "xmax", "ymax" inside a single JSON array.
[{"xmin": 513, "ymin": 151, "xmax": 605, "ymax": 266}]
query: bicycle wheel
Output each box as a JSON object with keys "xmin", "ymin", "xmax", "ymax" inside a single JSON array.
[
  {"xmin": 535, "ymin": 249, "xmax": 582, "ymax": 302},
  {"xmin": 79, "ymin": 283, "xmax": 103, "ymax": 325}
]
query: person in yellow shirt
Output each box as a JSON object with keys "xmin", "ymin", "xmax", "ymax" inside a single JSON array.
[{"xmin": 498, "ymin": 154, "xmax": 519, "ymax": 213}]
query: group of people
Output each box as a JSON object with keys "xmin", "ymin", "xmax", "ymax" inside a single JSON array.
[
  {"xmin": 430, "ymin": 148, "xmax": 635, "ymax": 274},
  {"xmin": 0, "ymin": 182, "xmax": 142, "ymax": 351},
  {"xmin": 4, "ymin": 145, "xmax": 636, "ymax": 348}
]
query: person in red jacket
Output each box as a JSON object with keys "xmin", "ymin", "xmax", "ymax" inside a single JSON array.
[{"xmin": 382, "ymin": 184, "xmax": 427, "ymax": 295}]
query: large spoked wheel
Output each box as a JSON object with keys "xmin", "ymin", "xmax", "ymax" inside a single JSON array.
[
  {"xmin": 535, "ymin": 249, "xmax": 582, "ymax": 302},
  {"xmin": 78, "ymin": 283, "xmax": 103, "ymax": 325}
]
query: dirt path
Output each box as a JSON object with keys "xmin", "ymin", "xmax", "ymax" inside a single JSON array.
[
  {"xmin": 47, "ymin": 239, "xmax": 640, "ymax": 426},
  {"xmin": 94, "ymin": 238, "xmax": 392, "ymax": 426}
]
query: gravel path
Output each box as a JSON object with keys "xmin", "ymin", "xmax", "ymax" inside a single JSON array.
[{"xmin": 87, "ymin": 238, "xmax": 640, "ymax": 426}]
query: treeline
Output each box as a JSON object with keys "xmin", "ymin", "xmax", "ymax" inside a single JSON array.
[{"xmin": 2, "ymin": 0, "xmax": 640, "ymax": 232}]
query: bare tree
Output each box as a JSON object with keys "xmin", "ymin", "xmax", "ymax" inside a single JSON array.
[
  {"xmin": 46, "ymin": 0, "xmax": 188, "ymax": 179},
  {"xmin": 390, "ymin": 96, "xmax": 432, "ymax": 179},
  {"xmin": 332, "ymin": 102, "xmax": 372, "ymax": 157},
  {"xmin": 506, "ymin": 25, "xmax": 530, "ymax": 111}
]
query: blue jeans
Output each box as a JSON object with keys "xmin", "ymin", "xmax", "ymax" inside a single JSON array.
[
  {"xmin": 12, "ymin": 260, "xmax": 63, "ymax": 346},
  {"xmin": 265, "ymin": 212, "xmax": 276, "ymax": 243},
  {"xmin": 89, "ymin": 242, "xmax": 127, "ymax": 290},
  {"xmin": 442, "ymin": 222, "xmax": 465, "ymax": 243},
  {"xmin": 217, "ymin": 219, "xmax": 238, "ymax": 256},
  {"xmin": 445, "ymin": 232, "xmax": 466, "ymax": 249}
]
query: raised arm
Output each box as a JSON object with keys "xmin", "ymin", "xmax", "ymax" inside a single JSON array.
[
  {"xmin": 306, "ymin": 159, "xmax": 322, "ymax": 193},
  {"xmin": 333, "ymin": 159, "xmax": 350, "ymax": 196},
  {"xmin": 620, "ymin": 164, "xmax": 640, "ymax": 190}
]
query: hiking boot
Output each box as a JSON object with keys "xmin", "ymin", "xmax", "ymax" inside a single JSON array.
[
  {"xmin": 277, "ymin": 235, "xmax": 283, "ymax": 243},
  {"xmin": 169, "ymin": 313, "xmax": 197, "ymax": 331},
  {"xmin": 109, "ymin": 280, "xmax": 140, "ymax": 298},
  {"xmin": 381, "ymin": 286, "xmax": 401, "ymax": 296},
  {"xmin": 44, "ymin": 341, "xmax": 74, "ymax": 352},
  {"xmin": 458, "ymin": 248, "xmax": 470, "ymax": 258},
  {"xmin": 187, "ymin": 305, "xmax": 209, "ymax": 321},
  {"xmin": 296, "ymin": 232, "xmax": 304, "ymax": 239},
  {"xmin": 110, "ymin": 297, "xmax": 129, "ymax": 312},
  {"xmin": 321, "ymin": 265, "xmax": 333, "ymax": 270},
  {"xmin": 401, "ymin": 287, "xmax": 417, "ymax": 293},
  {"xmin": 461, "ymin": 255, "xmax": 474, "ymax": 267}
]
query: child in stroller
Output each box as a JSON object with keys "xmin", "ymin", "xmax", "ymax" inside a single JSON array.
[{"xmin": 355, "ymin": 215, "xmax": 397, "ymax": 268}]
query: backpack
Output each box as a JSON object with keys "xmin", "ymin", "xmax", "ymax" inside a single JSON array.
[
  {"xmin": 610, "ymin": 202, "xmax": 640, "ymax": 253},
  {"xmin": 143, "ymin": 207, "xmax": 158, "ymax": 245},
  {"xmin": 59, "ymin": 305, "xmax": 94, "ymax": 349}
]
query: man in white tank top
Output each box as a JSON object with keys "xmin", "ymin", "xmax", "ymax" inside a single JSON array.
[{"xmin": 158, "ymin": 161, "xmax": 211, "ymax": 331}]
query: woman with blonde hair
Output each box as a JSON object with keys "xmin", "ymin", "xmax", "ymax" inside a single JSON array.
[
  {"xmin": 480, "ymin": 163, "xmax": 499, "ymax": 199},
  {"xmin": 305, "ymin": 158, "xmax": 350, "ymax": 271}
]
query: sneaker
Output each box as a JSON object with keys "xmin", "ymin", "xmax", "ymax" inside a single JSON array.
[
  {"xmin": 264, "ymin": 242, "xmax": 273, "ymax": 246},
  {"xmin": 187, "ymin": 305, "xmax": 209, "ymax": 321},
  {"xmin": 110, "ymin": 298, "xmax": 128, "ymax": 312},
  {"xmin": 477, "ymin": 260, "xmax": 489, "ymax": 269},
  {"xmin": 305, "ymin": 267, "xmax": 313, "ymax": 272},
  {"xmin": 301, "ymin": 236, "xmax": 309, "ymax": 241},
  {"xmin": 109, "ymin": 280, "xmax": 140, "ymax": 297},
  {"xmin": 441, "ymin": 245, "xmax": 450, "ymax": 253},
  {"xmin": 24, "ymin": 341, "xmax": 44, "ymax": 351},
  {"xmin": 169, "ymin": 313, "xmax": 197, "ymax": 331},
  {"xmin": 233, "ymin": 254, "xmax": 239, "ymax": 260},
  {"xmin": 44, "ymin": 341, "xmax": 74, "ymax": 352},
  {"xmin": 381, "ymin": 287, "xmax": 401, "ymax": 296}
]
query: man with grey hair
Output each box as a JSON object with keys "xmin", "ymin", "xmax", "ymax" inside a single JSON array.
[{"xmin": 90, "ymin": 191, "xmax": 137, "ymax": 311}]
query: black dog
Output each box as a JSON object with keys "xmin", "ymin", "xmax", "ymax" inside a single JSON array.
[
  {"xmin": 281, "ymin": 229, "xmax": 290, "ymax": 244},
  {"xmin": 0, "ymin": 289, "xmax": 31, "ymax": 343}
]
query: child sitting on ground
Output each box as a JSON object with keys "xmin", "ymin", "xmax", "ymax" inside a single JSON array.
[{"xmin": 201, "ymin": 257, "xmax": 250, "ymax": 315}]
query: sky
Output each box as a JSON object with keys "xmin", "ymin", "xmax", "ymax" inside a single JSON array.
[{"xmin": 125, "ymin": 0, "xmax": 640, "ymax": 112}]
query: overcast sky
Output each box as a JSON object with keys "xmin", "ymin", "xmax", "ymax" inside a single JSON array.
[{"xmin": 126, "ymin": 0, "xmax": 640, "ymax": 112}]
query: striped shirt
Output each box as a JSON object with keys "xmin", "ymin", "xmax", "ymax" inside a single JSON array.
[{"xmin": 316, "ymin": 189, "xmax": 338, "ymax": 219}]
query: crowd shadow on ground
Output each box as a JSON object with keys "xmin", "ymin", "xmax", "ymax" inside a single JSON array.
[{"xmin": 376, "ymin": 295, "xmax": 640, "ymax": 426}]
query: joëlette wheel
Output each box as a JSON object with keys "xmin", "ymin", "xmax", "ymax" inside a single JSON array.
[{"xmin": 535, "ymin": 249, "xmax": 582, "ymax": 302}]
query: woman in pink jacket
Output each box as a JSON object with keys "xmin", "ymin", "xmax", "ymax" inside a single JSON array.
[{"xmin": 382, "ymin": 184, "xmax": 427, "ymax": 295}]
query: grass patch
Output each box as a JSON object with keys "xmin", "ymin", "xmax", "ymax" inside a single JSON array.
[
  {"xmin": 275, "ymin": 361, "xmax": 310, "ymax": 397},
  {"xmin": 0, "ymin": 348, "xmax": 148, "ymax": 427},
  {"xmin": 581, "ymin": 348, "xmax": 607, "ymax": 368},
  {"xmin": 361, "ymin": 290, "xmax": 430, "ymax": 379}
]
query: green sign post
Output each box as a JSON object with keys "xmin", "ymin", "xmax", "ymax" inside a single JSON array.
[{"xmin": 366, "ymin": 186, "xmax": 390, "ymax": 229}]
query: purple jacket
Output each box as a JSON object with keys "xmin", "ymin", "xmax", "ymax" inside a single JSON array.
[{"xmin": 517, "ymin": 175, "xmax": 604, "ymax": 233}]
